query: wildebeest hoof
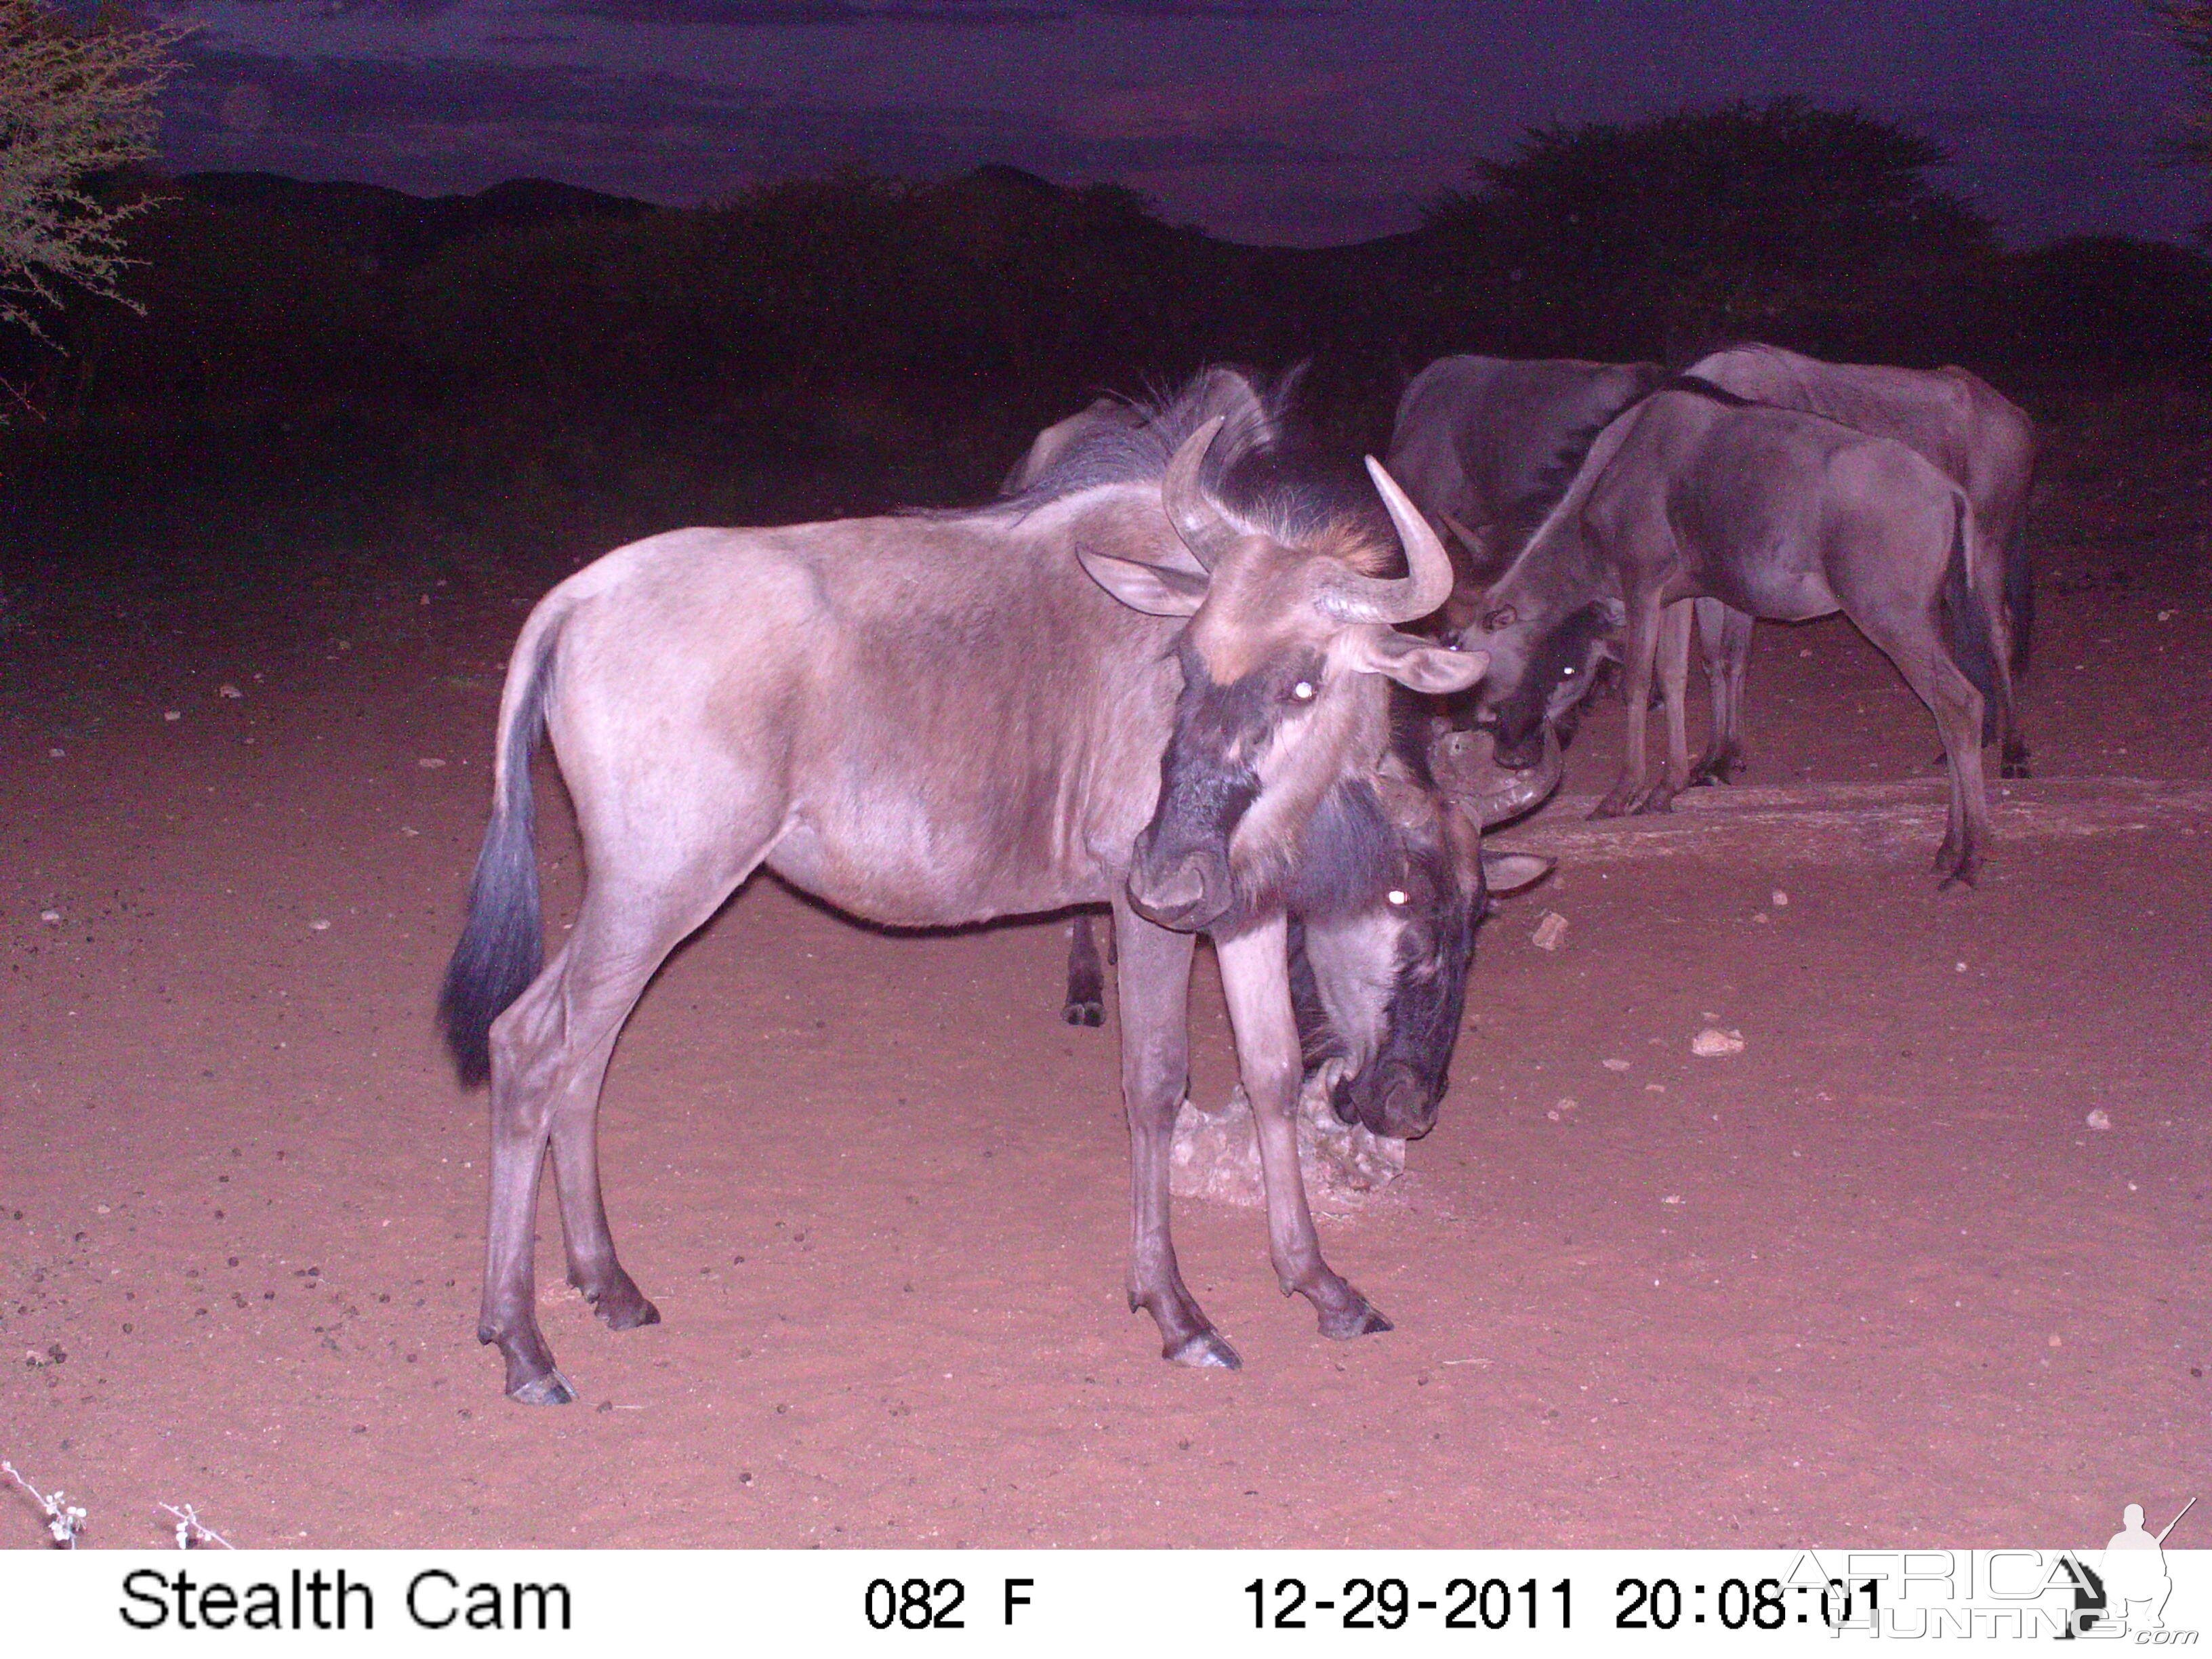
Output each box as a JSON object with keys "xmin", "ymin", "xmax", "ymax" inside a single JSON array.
[
  {"xmin": 1633, "ymin": 791, "xmax": 1674, "ymax": 816},
  {"xmin": 1166, "ymin": 1330, "xmax": 1242, "ymax": 1369},
  {"xmin": 577, "ymin": 1271, "xmax": 661, "ymax": 1330},
  {"xmin": 508, "ymin": 1368, "xmax": 579, "ymax": 1406},
  {"xmin": 596, "ymin": 1294, "xmax": 661, "ymax": 1332},
  {"xmin": 1062, "ymin": 1000, "xmax": 1105, "ymax": 1027},
  {"xmin": 1587, "ymin": 797, "xmax": 1627, "ymax": 821},
  {"xmin": 2001, "ymin": 760, "xmax": 2032, "ymax": 781},
  {"xmin": 1317, "ymin": 1300, "xmax": 1393, "ymax": 1340}
]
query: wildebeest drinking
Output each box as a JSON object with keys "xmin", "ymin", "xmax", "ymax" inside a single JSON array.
[
  {"xmin": 1456, "ymin": 376, "xmax": 2014, "ymax": 886},
  {"xmin": 441, "ymin": 369, "xmax": 1495, "ymax": 1401}
]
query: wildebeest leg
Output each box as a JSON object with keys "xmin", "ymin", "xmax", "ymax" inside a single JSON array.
[
  {"xmin": 1687, "ymin": 599, "xmax": 1752, "ymax": 785},
  {"xmin": 1063, "ymin": 914, "xmax": 1105, "ymax": 1026},
  {"xmin": 482, "ymin": 857, "xmax": 766, "ymax": 1404},
  {"xmin": 1215, "ymin": 916, "xmax": 1391, "ymax": 1342},
  {"xmin": 1845, "ymin": 611, "xmax": 1991, "ymax": 888},
  {"xmin": 1111, "ymin": 900, "xmax": 1232, "ymax": 1367},
  {"xmin": 1657, "ymin": 600, "xmax": 1694, "ymax": 788},
  {"xmin": 1593, "ymin": 596, "xmax": 1670, "ymax": 817}
]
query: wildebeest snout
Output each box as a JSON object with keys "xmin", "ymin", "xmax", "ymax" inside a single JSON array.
[
  {"xmin": 1334, "ymin": 1058, "xmax": 1441, "ymax": 1140},
  {"xmin": 1127, "ymin": 842, "xmax": 1231, "ymax": 931}
]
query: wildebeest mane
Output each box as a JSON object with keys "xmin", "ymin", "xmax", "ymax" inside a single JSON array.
[
  {"xmin": 1494, "ymin": 361, "xmax": 1667, "ymax": 554},
  {"xmin": 987, "ymin": 365, "xmax": 1402, "ymax": 577}
]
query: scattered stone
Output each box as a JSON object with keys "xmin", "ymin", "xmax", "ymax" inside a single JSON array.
[
  {"xmin": 163, "ymin": 710, "xmax": 180, "ymax": 722},
  {"xmin": 1531, "ymin": 911, "xmax": 1569, "ymax": 951},
  {"xmin": 417, "ymin": 757, "xmax": 446, "ymax": 769},
  {"xmin": 1601, "ymin": 1057, "xmax": 1630, "ymax": 1072},
  {"xmin": 2085, "ymin": 1109, "xmax": 2112, "ymax": 1131},
  {"xmin": 1691, "ymin": 1027, "xmax": 1746, "ymax": 1057},
  {"xmin": 218, "ymin": 684, "xmax": 243, "ymax": 699},
  {"xmin": 39, "ymin": 910, "xmax": 61, "ymax": 926},
  {"xmin": 47, "ymin": 748, "xmax": 62, "ymax": 759},
  {"xmin": 1662, "ymin": 1194, "xmax": 1684, "ymax": 1206},
  {"xmin": 1771, "ymin": 889, "xmax": 1789, "ymax": 907},
  {"xmin": 309, "ymin": 919, "xmax": 331, "ymax": 933}
]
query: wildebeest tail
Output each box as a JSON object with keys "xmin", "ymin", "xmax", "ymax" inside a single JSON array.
[
  {"xmin": 1937, "ymin": 495, "xmax": 2007, "ymax": 749},
  {"xmin": 2001, "ymin": 495, "xmax": 2035, "ymax": 676},
  {"xmin": 438, "ymin": 620, "xmax": 560, "ymax": 1087}
]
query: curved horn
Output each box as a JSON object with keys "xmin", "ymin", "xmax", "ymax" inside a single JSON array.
[
  {"xmin": 1316, "ymin": 458, "xmax": 1460, "ymax": 626},
  {"xmin": 1162, "ymin": 415, "xmax": 1238, "ymax": 570},
  {"xmin": 1429, "ymin": 724, "xmax": 1563, "ymax": 829}
]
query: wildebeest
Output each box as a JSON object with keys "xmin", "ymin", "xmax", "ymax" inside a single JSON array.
[
  {"xmin": 1006, "ymin": 398, "xmax": 1557, "ymax": 1134},
  {"xmin": 1666, "ymin": 344, "xmax": 2039, "ymax": 781},
  {"xmin": 1457, "ymin": 376, "xmax": 2013, "ymax": 886},
  {"xmin": 441, "ymin": 369, "xmax": 1498, "ymax": 1401},
  {"xmin": 1057, "ymin": 699, "xmax": 1557, "ymax": 1139},
  {"xmin": 1384, "ymin": 354, "xmax": 1664, "ymax": 630}
]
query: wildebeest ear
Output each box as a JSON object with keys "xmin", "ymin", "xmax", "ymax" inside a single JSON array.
[
  {"xmin": 1596, "ymin": 596, "xmax": 1628, "ymax": 630},
  {"xmin": 1479, "ymin": 853, "xmax": 1553, "ymax": 895},
  {"xmin": 1347, "ymin": 630, "xmax": 1489, "ymax": 695},
  {"xmin": 1077, "ymin": 549, "xmax": 1210, "ymax": 617}
]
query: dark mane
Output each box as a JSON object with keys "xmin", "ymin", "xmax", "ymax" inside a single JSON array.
[
  {"xmin": 1654, "ymin": 371, "xmax": 1760, "ymax": 409},
  {"xmin": 1494, "ymin": 362, "xmax": 1667, "ymax": 554},
  {"xmin": 981, "ymin": 364, "xmax": 1401, "ymax": 574}
]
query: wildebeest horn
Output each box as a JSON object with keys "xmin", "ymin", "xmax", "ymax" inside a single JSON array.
[
  {"xmin": 1429, "ymin": 724, "xmax": 1563, "ymax": 828},
  {"xmin": 1316, "ymin": 459, "xmax": 1458, "ymax": 626},
  {"xmin": 1162, "ymin": 415, "xmax": 1239, "ymax": 570}
]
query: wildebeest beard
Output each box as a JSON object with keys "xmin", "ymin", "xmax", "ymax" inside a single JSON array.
[{"xmin": 1486, "ymin": 599, "xmax": 1616, "ymax": 769}]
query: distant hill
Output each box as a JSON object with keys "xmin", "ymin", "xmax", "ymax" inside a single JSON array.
[{"xmin": 174, "ymin": 172, "xmax": 661, "ymax": 273}]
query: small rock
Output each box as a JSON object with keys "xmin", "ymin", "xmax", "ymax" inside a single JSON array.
[
  {"xmin": 163, "ymin": 710, "xmax": 180, "ymax": 722},
  {"xmin": 39, "ymin": 909, "xmax": 62, "ymax": 926},
  {"xmin": 309, "ymin": 919, "xmax": 331, "ymax": 933},
  {"xmin": 1601, "ymin": 1058, "xmax": 1630, "ymax": 1072},
  {"xmin": 1661, "ymin": 1194, "xmax": 1683, "ymax": 1206},
  {"xmin": 218, "ymin": 684, "xmax": 243, "ymax": 699},
  {"xmin": 1771, "ymin": 889, "xmax": 1788, "ymax": 907},
  {"xmin": 1691, "ymin": 1027, "xmax": 1745, "ymax": 1057},
  {"xmin": 47, "ymin": 747, "xmax": 63, "ymax": 758},
  {"xmin": 2085, "ymin": 1109, "xmax": 2112, "ymax": 1131},
  {"xmin": 1531, "ymin": 911, "xmax": 1568, "ymax": 951},
  {"xmin": 417, "ymin": 757, "xmax": 446, "ymax": 769}
]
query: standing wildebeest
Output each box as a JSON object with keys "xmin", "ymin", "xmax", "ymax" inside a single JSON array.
[
  {"xmin": 441, "ymin": 370, "xmax": 1495, "ymax": 1401},
  {"xmin": 1383, "ymin": 354, "xmax": 1664, "ymax": 632},
  {"xmin": 1007, "ymin": 396, "xmax": 1557, "ymax": 1108},
  {"xmin": 1660, "ymin": 344, "xmax": 2039, "ymax": 784},
  {"xmin": 1458, "ymin": 377, "xmax": 2013, "ymax": 886}
]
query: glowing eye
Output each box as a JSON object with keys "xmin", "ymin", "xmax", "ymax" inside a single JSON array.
[
  {"xmin": 1291, "ymin": 680, "xmax": 1316, "ymax": 701},
  {"xmin": 1386, "ymin": 888, "xmax": 1409, "ymax": 907},
  {"xmin": 1561, "ymin": 665, "xmax": 1576, "ymax": 676}
]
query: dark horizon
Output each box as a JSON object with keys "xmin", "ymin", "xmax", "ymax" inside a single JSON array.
[{"xmin": 142, "ymin": 0, "xmax": 2203, "ymax": 252}]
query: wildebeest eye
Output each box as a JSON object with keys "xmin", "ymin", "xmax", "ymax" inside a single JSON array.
[
  {"xmin": 1290, "ymin": 680, "xmax": 1316, "ymax": 703},
  {"xmin": 1386, "ymin": 888, "xmax": 1409, "ymax": 907},
  {"xmin": 1561, "ymin": 664, "xmax": 1577, "ymax": 676}
]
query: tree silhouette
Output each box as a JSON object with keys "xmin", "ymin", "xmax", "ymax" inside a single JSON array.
[
  {"xmin": 0, "ymin": 0, "xmax": 183, "ymax": 344},
  {"xmin": 1426, "ymin": 99, "xmax": 1994, "ymax": 360}
]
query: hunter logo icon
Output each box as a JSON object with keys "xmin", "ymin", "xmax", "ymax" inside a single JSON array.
[{"xmin": 2094, "ymin": 1497, "xmax": 2195, "ymax": 1635}]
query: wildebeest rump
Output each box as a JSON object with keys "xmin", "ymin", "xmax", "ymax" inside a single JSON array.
[
  {"xmin": 1457, "ymin": 377, "xmax": 2012, "ymax": 886},
  {"xmin": 1383, "ymin": 354, "xmax": 1665, "ymax": 630},
  {"xmin": 441, "ymin": 369, "xmax": 1492, "ymax": 1400}
]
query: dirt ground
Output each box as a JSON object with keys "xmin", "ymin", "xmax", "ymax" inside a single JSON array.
[{"xmin": 2, "ymin": 399, "xmax": 2207, "ymax": 1551}]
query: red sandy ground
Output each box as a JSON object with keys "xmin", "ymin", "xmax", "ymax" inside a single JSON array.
[{"xmin": 2, "ymin": 398, "xmax": 2205, "ymax": 1549}]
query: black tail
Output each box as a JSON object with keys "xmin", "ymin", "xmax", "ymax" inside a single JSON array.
[
  {"xmin": 438, "ymin": 627, "xmax": 558, "ymax": 1087},
  {"xmin": 1938, "ymin": 495, "xmax": 2007, "ymax": 749},
  {"xmin": 2001, "ymin": 495, "xmax": 2035, "ymax": 677}
]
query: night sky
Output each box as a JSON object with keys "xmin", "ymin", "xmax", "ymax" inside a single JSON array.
[{"xmin": 144, "ymin": 0, "xmax": 2200, "ymax": 249}]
